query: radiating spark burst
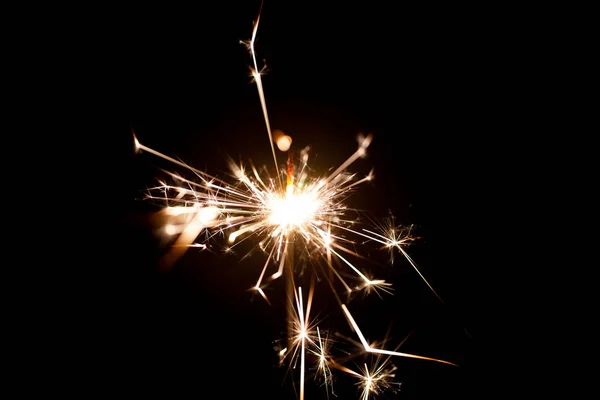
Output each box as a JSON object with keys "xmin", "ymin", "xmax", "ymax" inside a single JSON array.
[
  {"xmin": 329, "ymin": 328, "xmax": 421, "ymax": 400},
  {"xmin": 136, "ymin": 134, "xmax": 387, "ymax": 300},
  {"xmin": 362, "ymin": 213, "xmax": 446, "ymax": 305},
  {"xmin": 366, "ymin": 213, "xmax": 418, "ymax": 265},
  {"xmin": 133, "ymin": 3, "xmax": 459, "ymax": 399},
  {"xmin": 357, "ymin": 361, "xmax": 400, "ymax": 400},
  {"xmin": 331, "ymin": 357, "xmax": 400, "ymax": 400},
  {"xmin": 332, "ymin": 356, "xmax": 401, "ymax": 400}
]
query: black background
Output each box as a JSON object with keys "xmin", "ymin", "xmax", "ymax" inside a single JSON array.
[{"xmin": 83, "ymin": 1, "xmax": 524, "ymax": 398}]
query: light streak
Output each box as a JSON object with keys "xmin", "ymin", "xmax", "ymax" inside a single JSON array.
[
  {"xmin": 341, "ymin": 305, "xmax": 458, "ymax": 367},
  {"xmin": 245, "ymin": 0, "xmax": 281, "ymax": 189}
]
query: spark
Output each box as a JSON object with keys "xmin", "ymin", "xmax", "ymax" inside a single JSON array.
[
  {"xmin": 244, "ymin": 0, "xmax": 281, "ymax": 190},
  {"xmin": 297, "ymin": 286, "xmax": 309, "ymax": 400},
  {"xmin": 310, "ymin": 327, "xmax": 335, "ymax": 397},
  {"xmin": 137, "ymin": 135, "xmax": 381, "ymax": 296},
  {"xmin": 357, "ymin": 361, "xmax": 400, "ymax": 400},
  {"xmin": 363, "ymin": 213, "xmax": 445, "ymax": 304},
  {"xmin": 133, "ymin": 3, "xmax": 459, "ymax": 399}
]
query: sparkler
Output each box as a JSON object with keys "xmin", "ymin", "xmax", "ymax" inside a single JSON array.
[{"xmin": 133, "ymin": 4, "xmax": 459, "ymax": 399}]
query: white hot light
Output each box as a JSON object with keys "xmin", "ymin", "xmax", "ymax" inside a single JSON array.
[{"xmin": 268, "ymin": 193, "xmax": 320, "ymax": 229}]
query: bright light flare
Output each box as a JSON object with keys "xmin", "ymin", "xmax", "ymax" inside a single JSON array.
[{"xmin": 267, "ymin": 192, "xmax": 321, "ymax": 230}]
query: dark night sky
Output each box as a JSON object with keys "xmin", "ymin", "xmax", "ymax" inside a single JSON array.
[{"xmin": 87, "ymin": 2, "xmax": 522, "ymax": 398}]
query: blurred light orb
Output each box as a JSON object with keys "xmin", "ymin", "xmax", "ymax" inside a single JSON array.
[{"xmin": 273, "ymin": 129, "xmax": 292, "ymax": 152}]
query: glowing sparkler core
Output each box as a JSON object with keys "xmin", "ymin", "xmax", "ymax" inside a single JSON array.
[{"xmin": 267, "ymin": 191, "xmax": 321, "ymax": 232}]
